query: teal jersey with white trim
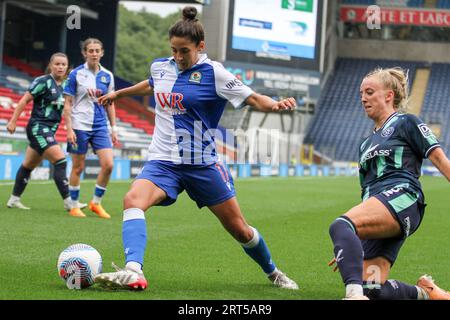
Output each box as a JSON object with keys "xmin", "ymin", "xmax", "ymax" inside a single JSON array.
[
  {"xmin": 358, "ymin": 112, "xmax": 440, "ymax": 200},
  {"xmin": 28, "ymin": 74, "xmax": 66, "ymax": 130}
]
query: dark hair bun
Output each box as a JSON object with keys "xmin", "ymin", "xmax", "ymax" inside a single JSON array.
[{"xmin": 183, "ymin": 6, "xmax": 197, "ymax": 20}]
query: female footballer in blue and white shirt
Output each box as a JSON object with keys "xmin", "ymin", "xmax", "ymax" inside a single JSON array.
[
  {"xmin": 63, "ymin": 38, "xmax": 118, "ymax": 219},
  {"xmin": 94, "ymin": 7, "xmax": 298, "ymax": 291}
]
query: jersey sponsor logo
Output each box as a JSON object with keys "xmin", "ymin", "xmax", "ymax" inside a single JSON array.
[
  {"xmin": 225, "ymin": 79, "xmax": 243, "ymax": 90},
  {"xmin": 418, "ymin": 123, "xmax": 433, "ymax": 138},
  {"xmin": 87, "ymin": 88, "xmax": 103, "ymax": 98},
  {"xmin": 381, "ymin": 126, "xmax": 394, "ymax": 138},
  {"xmin": 362, "ymin": 146, "xmax": 391, "ymax": 162},
  {"xmin": 155, "ymin": 92, "xmax": 186, "ymax": 114},
  {"xmin": 189, "ymin": 71, "xmax": 202, "ymax": 83}
]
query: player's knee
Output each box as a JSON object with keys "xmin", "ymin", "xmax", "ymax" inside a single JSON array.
[
  {"xmin": 329, "ymin": 216, "xmax": 356, "ymax": 240},
  {"xmin": 123, "ymin": 190, "xmax": 140, "ymax": 209},
  {"xmin": 72, "ymin": 163, "xmax": 84, "ymax": 176},
  {"xmin": 101, "ymin": 161, "xmax": 113, "ymax": 175},
  {"xmin": 53, "ymin": 159, "xmax": 67, "ymax": 177}
]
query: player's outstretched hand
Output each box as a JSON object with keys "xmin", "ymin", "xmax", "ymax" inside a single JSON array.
[
  {"xmin": 98, "ymin": 92, "xmax": 118, "ymax": 106},
  {"xmin": 328, "ymin": 257, "xmax": 339, "ymax": 272},
  {"xmin": 6, "ymin": 120, "xmax": 16, "ymax": 134},
  {"xmin": 271, "ymin": 97, "xmax": 297, "ymax": 112},
  {"xmin": 111, "ymin": 131, "xmax": 119, "ymax": 146},
  {"xmin": 67, "ymin": 128, "xmax": 77, "ymax": 148}
]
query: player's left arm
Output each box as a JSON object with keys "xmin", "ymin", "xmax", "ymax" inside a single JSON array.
[
  {"xmin": 428, "ymin": 147, "xmax": 450, "ymax": 182},
  {"xmin": 245, "ymin": 93, "xmax": 297, "ymax": 113},
  {"xmin": 106, "ymin": 102, "xmax": 119, "ymax": 145}
]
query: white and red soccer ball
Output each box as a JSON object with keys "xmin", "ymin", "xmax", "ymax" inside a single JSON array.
[{"xmin": 57, "ymin": 244, "xmax": 102, "ymax": 289}]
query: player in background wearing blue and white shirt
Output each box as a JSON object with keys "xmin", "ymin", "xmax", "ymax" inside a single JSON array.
[
  {"xmin": 94, "ymin": 7, "xmax": 299, "ymax": 291},
  {"xmin": 328, "ymin": 68, "xmax": 450, "ymax": 300},
  {"xmin": 63, "ymin": 38, "xmax": 118, "ymax": 219}
]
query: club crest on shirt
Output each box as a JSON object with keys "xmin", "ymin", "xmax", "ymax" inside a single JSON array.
[
  {"xmin": 100, "ymin": 76, "xmax": 107, "ymax": 83},
  {"xmin": 381, "ymin": 127, "xmax": 394, "ymax": 138},
  {"xmin": 189, "ymin": 71, "xmax": 202, "ymax": 84}
]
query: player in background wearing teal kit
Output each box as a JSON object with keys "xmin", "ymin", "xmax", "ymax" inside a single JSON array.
[
  {"xmin": 328, "ymin": 67, "xmax": 450, "ymax": 300},
  {"xmin": 6, "ymin": 53, "xmax": 74, "ymax": 212}
]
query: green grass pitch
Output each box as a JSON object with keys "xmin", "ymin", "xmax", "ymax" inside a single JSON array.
[{"xmin": 0, "ymin": 176, "xmax": 448, "ymax": 300}]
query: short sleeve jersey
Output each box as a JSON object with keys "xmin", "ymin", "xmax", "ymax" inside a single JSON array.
[
  {"xmin": 63, "ymin": 63, "xmax": 114, "ymax": 131},
  {"xmin": 28, "ymin": 74, "xmax": 66, "ymax": 131},
  {"xmin": 147, "ymin": 54, "xmax": 254, "ymax": 164},
  {"xmin": 358, "ymin": 112, "xmax": 440, "ymax": 200}
]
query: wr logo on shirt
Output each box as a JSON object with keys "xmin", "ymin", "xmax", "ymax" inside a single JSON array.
[
  {"xmin": 156, "ymin": 92, "xmax": 185, "ymax": 111},
  {"xmin": 87, "ymin": 88, "xmax": 103, "ymax": 98}
]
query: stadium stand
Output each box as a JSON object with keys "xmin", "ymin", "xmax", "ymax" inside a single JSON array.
[
  {"xmin": 0, "ymin": 60, "xmax": 155, "ymax": 151},
  {"xmin": 421, "ymin": 63, "xmax": 450, "ymax": 153},
  {"xmin": 304, "ymin": 58, "xmax": 424, "ymax": 162}
]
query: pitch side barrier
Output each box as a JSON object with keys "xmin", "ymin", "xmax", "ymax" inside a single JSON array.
[{"xmin": 0, "ymin": 155, "xmax": 443, "ymax": 180}]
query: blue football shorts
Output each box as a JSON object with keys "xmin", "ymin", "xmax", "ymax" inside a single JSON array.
[
  {"xmin": 135, "ymin": 160, "xmax": 236, "ymax": 208},
  {"xmin": 67, "ymin": 128, "xmax": 112, "ymax": 154},
  {"xmin": 362, "ymin": 186, "xmax": 426, "ymax": 265}
]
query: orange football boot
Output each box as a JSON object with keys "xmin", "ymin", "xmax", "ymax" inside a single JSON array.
[
  {"xmin": 88, "ymin": 201, "xmax": 111, "ymax": 219},
  {"xmin": 69, "ymin": 207, "xmax": 86, "ymax": 218}
]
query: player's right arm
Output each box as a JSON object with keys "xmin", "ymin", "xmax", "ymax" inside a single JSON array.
[
  {"xmin": 98, "ymin": 80, "xmax": 153, "ymax": 106},
  {"xmin": 6, "ymin": 92, "xmax": 33, "ymax": 134},
  {"xmin": 63, "ymin": 95, "xmax": 77, "ymax": 146}
]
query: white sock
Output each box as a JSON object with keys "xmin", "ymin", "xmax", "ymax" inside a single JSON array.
[
  {"xmin": 416, "ymin": 286, "xmax": 429, "ymax": 300},
  {"xmin": 64, "ymin": 197, "xmax": 72, "ymax": 208},
  {"xmin": 346, "ymin": 284, "xmax": 364, "ymax": 297},
  {"xmin": 92, "ymin": 195, "xmax": 102, "ymax": 204},
  {"xmin": 9, "ymin": 195, "xmax": 20, "ymax": 202},
  {"xmin": 126, "ymin": 261, "xmax": 143, "ymax": 274}
]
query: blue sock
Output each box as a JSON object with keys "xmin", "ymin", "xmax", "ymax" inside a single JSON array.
[
  {"xmin": 93, "ymin": 184, "xmax": 106, "ymax": 204},
  {"xmin": 95, "ymin": 184, "xmax": 106, "ymax": 197},
  {"xmin": 241, "ymin": 227, "xmax": 276, "ymax": 275},
  {"xmin": 69, "ymin": 185, "xmax": 80, "ymax": 202},
  {"xmin": 122, "ymin": 208, "xmax": 147, "ymax": 267},
  {"xmin": 329, "ymin": 216, "xmax": 364, "ymax": 286},
  {"xmin": 364, "ymin": 280, "xmax": 420, "ymax": 300}
]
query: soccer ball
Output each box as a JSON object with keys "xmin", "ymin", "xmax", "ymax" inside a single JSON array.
[{"xmin": 57, "ymin": 243, "xmax": 102, "ymax": 289}]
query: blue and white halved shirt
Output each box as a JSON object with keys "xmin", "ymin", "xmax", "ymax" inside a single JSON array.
[
  {"xmin": 148, "ymin": 54, "xmax": 253, "ymax": 164},
  {"xmin": 63, "ymin": 63, "xmax": 114, "ymax": 131}
]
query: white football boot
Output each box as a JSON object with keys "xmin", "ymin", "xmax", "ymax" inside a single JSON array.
[
  {"xmin": 7, "ymin": 196, "xmax": 31, "ymax": 210},
  {"xmin": 268, "ymin": 270, "xmax": 299, "ymax": 290},
  {"xmin": 63, "ymin": 198, "xmax": 87, "ymax": 211},
  {"xmin": 95, "ymin": 262, "xmax": 148, "ymax": 290}
]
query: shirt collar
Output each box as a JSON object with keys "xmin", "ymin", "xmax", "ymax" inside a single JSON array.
[
  {"xmin": 373, "ymin": 112, "xmax": 398, "ymax": 133},
  {"xmin": 83, "ymin": 62, "xmax": 103, "ymax": 74},
  {"xmin": 169, "ymin": 53, "xmax": 208, "ymax": 71}
]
